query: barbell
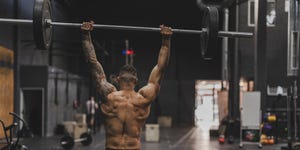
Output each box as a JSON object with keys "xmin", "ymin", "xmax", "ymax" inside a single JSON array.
[
  {"xmin": 60, "ymin": 133, "xmax": 93, "ymax": 150},
  {"xmin": 0, "ymin": 0, "xmax": 253, "ymax": 58}
]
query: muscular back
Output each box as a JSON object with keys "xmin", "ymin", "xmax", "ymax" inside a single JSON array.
[{"xmin": 101, "ymin": 90, "xmax": 152, "ymax": 149}]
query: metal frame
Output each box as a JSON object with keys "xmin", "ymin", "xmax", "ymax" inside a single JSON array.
[
  {"xmin": 20, "ymin": 87, "xmax": 45, "ymax": 137},
  {"xmin": 287, "ymin": 30, "xmax": 300, "ymax": 76},
  {"xmin": 248, "ymin": 0, "xmax": 255, "ymax": 26},
  {"xmin": 248, "ymin": 0, "xmax": 276, "ymax": 27}
]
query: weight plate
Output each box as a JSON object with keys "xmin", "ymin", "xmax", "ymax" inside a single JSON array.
[
  {"xmin": 60, "ymin": 135, "xmax": 74, "ymax": 150},
  {"xmin": 200, "ymin": 6, "xmax": 219, "ymax": 59},
  {"xmin": 33, "ymin": 0, "xmax": 53, "ymax": 50},
  {"xmin": 80, "ymin": 132, "xmax": 93, "ymax": 146},
  {"xmin": 197, "ymin": 0, "xmax": 234, "ymax": 10}
]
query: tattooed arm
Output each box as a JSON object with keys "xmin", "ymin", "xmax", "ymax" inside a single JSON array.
[{"xmin": 81, "ymin": 21, "xmax": 116, "ymax": 100}]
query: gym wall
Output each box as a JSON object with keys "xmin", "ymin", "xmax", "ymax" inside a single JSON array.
[
  {"xmin": 0, "ymin": 0, "xmax": 15, "ymax": 49},
  {"xmin": 20, "ymin": 66, "xmax": 90, "ymax": 137},
  {"xmin": 237, "ymin": 0, "xmax": 289, "ymax": 108},
  {"xmin": 238, "ymin": 0, "xmax": 288, "ymax": 86}
]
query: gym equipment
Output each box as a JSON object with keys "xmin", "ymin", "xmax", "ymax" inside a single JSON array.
[
  {"xmin": 263, "ymin": 113, "xmax": 277, "ymax": 122},
  {"xmin": 267, "ymin": 114, "xmax": 276, "ymax": 122},
  {"xmin": 239, "ymin": 92, "xmax": 262, "ymax": 149},
  {"xmin": 261, "ymin": 135, "xmax": 275, "ymax": 145},
  {"xmin": 0, "ymin": 112, "xmax": 33, "ymax": 150},
  {"xmin": 60, "ymin": 132, "xmax": 92, "ymax": 150},
  {"xmin": 228, "ymin": 135, "xmax": 234, "ymax": 144},
  {"xmin": 200, "ymin": 7, "xmax": 219, "ymax": 58},
  {"xmin": 262, "ymin": 123, "xmax": 272, "ymax": 130},
  {"xmin": 0, "ymin": 0, "xmax": 253, "ymax": 58},
  {"xmin": 60, "ymin": 135, "xmax": 74, "ymax": 150},
  {"xmin": 197, "ymin": 0, "xmax": 234, "ymax": 9},
  {"xmin": 284, "ymin": 0, "xmax": 300, "ymax": 142},
  {"xmin": 245, "ymin": 130, "xmax": 259, "ymax": 142},
  {"xmin": 218, "ymin": 135, "xmax": 225, "ymax": 144},
  {"xmin": 281, "ymin": 81, "xmax": 300, "ymax": 150},
  {"xmin": 33, "ymin": 0, "xmax": 52, "ymax": 50},
  {"xmin": 79, "ymin": 133, "xmax": 93, "ymax": 146},
  {"xmin": 284, "ymin": 0, "xmax": 300, "ymax": 148}
]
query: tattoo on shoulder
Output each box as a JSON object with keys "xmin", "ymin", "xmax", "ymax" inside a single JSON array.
[{"xmin": 98, "ymin": 82, "xmax": 116, "ymax": 97}]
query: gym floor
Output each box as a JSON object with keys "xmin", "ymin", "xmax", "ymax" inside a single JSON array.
[{"xmin": 20, "ymin": 126, "xmax": 288, "ymax": 150}]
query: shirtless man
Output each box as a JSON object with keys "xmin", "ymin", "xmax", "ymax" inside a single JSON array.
[{"xmin": 81, "ymin": 21, "xmax": 172, "ymax": 150}]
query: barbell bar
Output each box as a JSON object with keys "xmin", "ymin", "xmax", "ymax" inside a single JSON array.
[
  {"xmin": 46, "ymin": 19, "xmax": 253, "ymax": 38},
  {"xmin": 60, "ymin": 133, "xmax": 93, "ymax": 149},
  {"xmin": 61, "ymin": 137, "xmax": 87, "ymax": 144},
  {"xmin": 0, "ymin": 18, "xmax": 253, "ymax": 37},
  {"xmin": 0, "ymin": 0, "xmax": 253, "ymax": 59},
  {"xmin": 0, "ymin": 18, "xmax": 33, "ymax": 25}
]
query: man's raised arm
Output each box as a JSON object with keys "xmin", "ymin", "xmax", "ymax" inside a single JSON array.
[
  {"xmin": 138, "ymin": 25, "xmax": 173, "ymax": 101},
  {"xmin": 81, "ymin": 21, "xmax": 116, "ymax": 98}
]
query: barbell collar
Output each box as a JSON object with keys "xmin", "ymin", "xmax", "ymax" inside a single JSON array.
[
  {"xmin": 74, "ymin": 137, "xmax": 87, "ymax": 142},
  {"xmin": 61, "ymin": 141, "xmax": 67, "ymax": 145}
]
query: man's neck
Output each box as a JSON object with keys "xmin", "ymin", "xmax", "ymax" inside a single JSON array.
[
  {"xmin": 120, "ymin": 86, "xmax": 135, "ymax": 91},
  {"xmin": 120, "ymin": 89, "xmax": 134, "ymax": 92}
]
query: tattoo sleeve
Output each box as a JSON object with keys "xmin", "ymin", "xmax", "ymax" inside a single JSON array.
[{"xmin": 82, "ymin": 31, "xmax": 116, "ymax": 98}]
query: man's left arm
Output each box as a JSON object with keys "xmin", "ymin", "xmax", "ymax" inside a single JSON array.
[{"xmin": 138, "ymin": 25, "xmax": 172, "ymax": 103}]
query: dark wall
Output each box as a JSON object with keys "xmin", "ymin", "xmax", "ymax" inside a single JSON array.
[
  {"xmin": 238, "ymin": 0, "xmax": 288, "ymax": 84},
  {"xmin": 20, "ymin": 66, "xmax": 90, "ymax": 136},
  {"xmin": 177, "ymin": 80, "xmax": 195, "ymax": 124},
  {"xmin": 146, "ymin": 80, "xmax": 195, "ymax": 125},
  {"xmin": 238, "ymin": 0, "xmax": 289, "ymax": 109},
  {"xmin": 59, "ymin": 0, "xmax": 223, "ymax": 80},
  {"xmin": 0, "ymin": 0, "xmax": 14, "ymax": 49},
  {"xmin": 20, "ymin": 66, "xmax": 48, "ymax": 87}
]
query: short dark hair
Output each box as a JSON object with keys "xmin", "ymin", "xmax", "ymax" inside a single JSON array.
[{"xmin": 119, "ymin": 65, "xmax": 137, "ymax": 77}]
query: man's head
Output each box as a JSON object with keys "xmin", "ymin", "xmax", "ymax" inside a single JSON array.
[{"xmin": 117, "ymin": 65, "xmax": 138, "ymax": 90}]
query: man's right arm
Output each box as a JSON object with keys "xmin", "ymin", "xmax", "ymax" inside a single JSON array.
[{"xmin": 81, "ymin": 21, "xmax": 116, "ymax": 99}]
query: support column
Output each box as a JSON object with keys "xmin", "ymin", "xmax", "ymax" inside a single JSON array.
[
  {"xmin": 254, "ymin": 0, "xmax": 267, "ymax": 112},
  {"xmin": 13, "ymin": 0, "xmax": 20, "ymax": 116},
  {"xmin": 227, "ymin": 2, "xmax": 240, "ymax": 140}
]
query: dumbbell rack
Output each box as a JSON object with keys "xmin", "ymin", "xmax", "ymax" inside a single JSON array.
[
  {"xmin": 281, "ymin": 81, "xmax": 300, "ymax": 150},
  {"xmin": 260, "ymin": 112, "xmax": 277, "ymax": 145}
]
